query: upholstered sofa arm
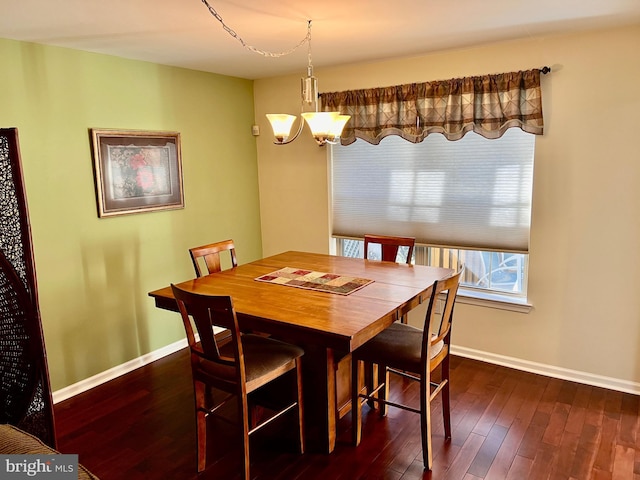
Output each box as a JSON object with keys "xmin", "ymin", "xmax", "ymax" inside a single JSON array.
[{"xmin": 0, "ymin": 424, "xmax": 99, "ymax": 479}]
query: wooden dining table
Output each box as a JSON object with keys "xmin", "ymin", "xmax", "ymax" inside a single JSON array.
[{"xmin": 148, "ymin": 250, "xmax": 453, "ymax": 453}]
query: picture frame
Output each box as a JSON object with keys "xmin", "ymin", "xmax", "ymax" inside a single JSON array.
[{"xmin": 90, "ymin": 129, "xmax": 184, "ymax": 218}]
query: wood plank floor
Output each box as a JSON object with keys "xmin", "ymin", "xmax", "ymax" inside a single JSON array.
[{"xmin": 54, "ymin": 349, "xmax": 640, "ymax": 479}]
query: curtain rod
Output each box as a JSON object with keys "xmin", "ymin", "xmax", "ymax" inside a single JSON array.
[{"xmin": 541, "ymin": 66, "xmax": 551, "ymax": 74}]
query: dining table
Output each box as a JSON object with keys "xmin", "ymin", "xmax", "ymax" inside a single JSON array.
[{"xmin": 148, "ymin": 250, "xmax": 453, "ymax": 453}]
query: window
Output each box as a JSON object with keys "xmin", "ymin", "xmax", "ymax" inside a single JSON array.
[
  {"xmin": 335, "ymin": 237, "xmax": 527, "ymax": 297},
  {"xmin": 330, "ymin": 129, "xmax": 535, "ymax": 305}
]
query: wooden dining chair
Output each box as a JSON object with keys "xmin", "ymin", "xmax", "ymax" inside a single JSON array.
[
  {"xmin": 351, "ymin": 269, "xmax": 462, "ymax": 470},
  {"xmin": 171, "ymin": 285, "xmax": 305, "ymax": 479},
  {"xmin": 189, "ymin": 239, "xmax": 237, "ymax": 277},
  {"xmin": 364, "ymin": 234, "xmax": 415, "ymax": 325},
  {"xmin": 364, "ymin": 234, "xmax": 415, "ymax": 265},
  {"xmin": 358, "ymin": 234, "xmax": 418, "ymax": 413}
]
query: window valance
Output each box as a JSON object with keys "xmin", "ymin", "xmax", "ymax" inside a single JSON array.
[{"xmin": 320, "ymin": 68, "xmax": 544, "ymax": 145}]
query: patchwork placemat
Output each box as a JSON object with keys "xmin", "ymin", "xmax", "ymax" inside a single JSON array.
[{"xmin": 255, "ymin": 267, "xmax": 374, "ymax": 295}]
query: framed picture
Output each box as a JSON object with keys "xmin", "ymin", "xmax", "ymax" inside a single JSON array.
[{"xmin": 90, "ymin": 129, "xmax": 184, "ymax": 218}]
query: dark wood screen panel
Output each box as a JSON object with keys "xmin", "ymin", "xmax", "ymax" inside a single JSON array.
[{"xmin": 0, "ymin": 128, "xmax": 56, "ymax": 447}]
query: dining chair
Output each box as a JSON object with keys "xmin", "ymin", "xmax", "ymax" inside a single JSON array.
[
  {"xmin": 364, "ymin": 234, "xmax": 415, "ymax": 327},
  {"xmin": 189, "ymin": 239, "xmax": 237, "ymax": 277},
  {"xmin": 351, "ymin": 269, "xmax": 462, "ymax": 470},
  {"xmin": 171, "ymin": 285, "xmax": 305, "ymax": 479},
  {"xmin": 359, "ymin": 234, "xmax": 418, "ymax": 412},
  {"xmin": 364, "ymin": 234, "xmax": 415, "ymax": 265}
]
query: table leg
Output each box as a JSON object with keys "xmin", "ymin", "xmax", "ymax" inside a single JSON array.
[{"xmin": 301, "ymin": 344, "xmax": 337, "ymax": 453}]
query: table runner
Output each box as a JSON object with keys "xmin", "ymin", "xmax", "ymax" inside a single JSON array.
[{"xmin": 255, "ymin": 267, "xmax": 373, "ymax": 295}]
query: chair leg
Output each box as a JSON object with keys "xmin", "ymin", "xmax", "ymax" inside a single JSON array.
[
  {"xmin": 295, "ymin": 358, "xmax": 305, "ymax": 454},
  {"xmin": 239, "ymin": 393, "xmax": 251, "ymax": 480},
  {"xmin": 364, "ymin": 362, "xmax": 377, "ymax": 409},
  {"xmin": 194, "ymin": 382, "xmax": 207, "ymax": 473},
  {"xmin": 351, "ymin": 357, "xmax": 363, "ymax": 446},
  {"xmin": 420, "ymin": 375, "xmax": 433, "ymax": 470},
  {"xmin": 441, "ymin": 359, "xmax": 452, "ymax": 440},
  {"xmin": 378, "ymin": 365, "xmax": 389, "ymax": 418}
]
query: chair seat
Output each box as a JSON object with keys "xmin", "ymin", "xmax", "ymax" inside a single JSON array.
[
  {"xmin": 354, "ymin": 323, "xmax": 444, "ymax": 373},
  {"xmin": 198, "ymin": 334, "xmax": 304, "ymax": 385}
]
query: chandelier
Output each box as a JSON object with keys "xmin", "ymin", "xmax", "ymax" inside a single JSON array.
[
  {"xmin": 201, "ymin": 1, "xmax": 350, "ymax": 146},
  {"xmin": 265, "ymin": 21, "xmax": 350, "ymax": 146}
]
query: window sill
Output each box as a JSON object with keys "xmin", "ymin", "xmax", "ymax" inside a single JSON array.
[{"xmin": 456, "ymin": 287, "xmax": 532, "ymax": 313}]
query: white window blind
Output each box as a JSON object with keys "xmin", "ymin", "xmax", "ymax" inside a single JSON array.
[{"xmin": 331, "ymin": 129, "xmax": 535, "ymax": 253}]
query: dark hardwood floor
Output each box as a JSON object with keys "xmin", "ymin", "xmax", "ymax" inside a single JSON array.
[{"xmin": 54, "ymin": 349, "xmax": 640, "ymax": 479}]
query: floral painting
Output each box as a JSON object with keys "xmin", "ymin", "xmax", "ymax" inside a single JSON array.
[
  {"xmin": 108, "ymin": 146, "xmax": 172, "ymax": 199},
  {"xmin": 91, "ymin": 129, "xmax": 184, "ymax": 217}
]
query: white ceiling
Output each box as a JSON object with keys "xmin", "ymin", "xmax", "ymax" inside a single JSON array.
[{"xmin": 2, "ymin": 0, "xmax": 640, "ymax": 80}]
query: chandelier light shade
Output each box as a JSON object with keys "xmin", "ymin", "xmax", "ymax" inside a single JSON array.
[
  {"xmin": 265, "ymin": 114, "xmax": 299, "ymax": 143},
  {"xmin": 300, "ymin": 112, "xmax": 351, "ymax": 146}
]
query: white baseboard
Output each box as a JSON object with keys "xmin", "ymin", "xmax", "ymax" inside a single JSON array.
[
  {"xmin": 452, "ymin": 345, "xmax": 640, "ymax": 396},
  {"xmin": 52, "ymin": 339, "xmax": 188, "ymax": 404},
  {"xmin": 53, "ymin": 340, "xmax": 640, "ymax": 404}
]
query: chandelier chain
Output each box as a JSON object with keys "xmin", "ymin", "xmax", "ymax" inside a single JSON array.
[{"xmin": 200, "ymin": 0, "xmax": 311, "ymax": 58}]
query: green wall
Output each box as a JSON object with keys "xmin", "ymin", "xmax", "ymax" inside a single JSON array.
[{"xmin": 0, "ymin": 38, "xmax": 263, "ymax": 391}]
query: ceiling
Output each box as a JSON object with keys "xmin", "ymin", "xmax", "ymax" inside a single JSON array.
[{"xmin": 2, "ymin": 0, "xmax": 640, "ymax": 80}]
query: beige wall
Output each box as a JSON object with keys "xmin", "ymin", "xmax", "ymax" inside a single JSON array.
[
  {"xmin": 254, "ymin": 25, "xmax": 640, "ymax": 387},
  {"xmin": 0, "ymin": 39, "xmax": 263, "ymax": 391}
]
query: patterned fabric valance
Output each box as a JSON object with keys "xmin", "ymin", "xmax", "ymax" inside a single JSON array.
[{"xmin": 320, "ymin": 68, "xmax": 544, "ymax": 145}]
